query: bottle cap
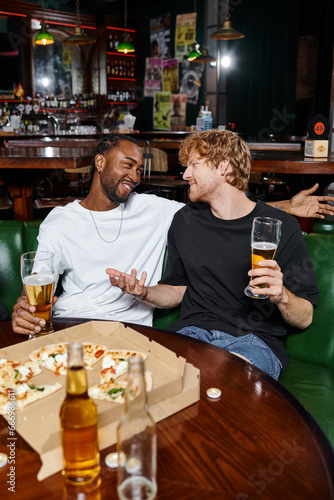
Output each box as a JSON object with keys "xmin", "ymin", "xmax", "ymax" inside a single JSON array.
[
  {"xmin": 105, "ymin": 452, "xmax": 118, "ymax": 468},
  {"xmin": 0, "ymin": 452, "xmax": 8, "ymax": 468},
  {"xmin": 105, "ymin": 451, "xmax": 126, "ymax": 468},
  {"xmin": 206, "ymin": 387, "xmax": 221, "ymax": 399}
]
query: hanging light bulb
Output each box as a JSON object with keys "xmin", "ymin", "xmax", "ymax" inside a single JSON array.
[
  {"xmin": 34, "ymin": 0, "xmax": 54, "ymax": 46},
  {"xmin": 210, "ymin": 0, "xmax": 244, "ymax": 40},
  {"xmin": 63, "ymin": 0, "xmax": 95, "ymax": 45},
  {"xmin": 118, "ymin": 0, "xmax": 135, "ymax": 54}
]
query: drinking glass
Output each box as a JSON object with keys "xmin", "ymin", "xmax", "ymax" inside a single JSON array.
[
  {"xmin": 244, "ymin": 217, "xmax": 282, "ymax": 299},
  {"xmin": 20, "ymin": 251, "xmax": 55, "ymax": 338}
]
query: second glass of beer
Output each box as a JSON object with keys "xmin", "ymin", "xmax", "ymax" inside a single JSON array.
[
  {"xmin": 244, "ymin": 217, "xmax": 282, "ymax": 299},
  {"xmin": 20, "ymin": 251, "xmax": 55, "ymax": 337}
]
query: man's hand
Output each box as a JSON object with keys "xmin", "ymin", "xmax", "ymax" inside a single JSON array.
[
  {"xmin": 12, "ymin": 295, "xmax": 58, "ymax": 336},
  {"xmin": 290, "ymin": 183, "xmax": 334, "ymax": 219},
  {"xmin": 248, "ymin": 260, "xmax": 313, "ymax": 329},
  {"xmin": 248, "ymin": 259, "xmax": 284, "ymax": 303},
  {"xmin": 106, "ymin": 268, "xmax": 148, "ymax": 299}
]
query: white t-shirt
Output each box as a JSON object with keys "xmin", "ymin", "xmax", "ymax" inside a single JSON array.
[{"xmin": 37, "ymin": 193, "xmax": 183, "ymax": 325}]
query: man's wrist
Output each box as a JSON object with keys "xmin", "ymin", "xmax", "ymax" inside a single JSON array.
[{"xmin": 136, "ymin": 288, "xmax": 148, "ymax": 301}]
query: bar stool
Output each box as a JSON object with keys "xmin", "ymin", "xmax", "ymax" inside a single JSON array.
[
  {"xmin": 0, "ymin": 182, "xmax": 13, "ymax": 220},
  {"xmin": 261, "ymin": 174, "xmax": 291, "ymax": 201}
]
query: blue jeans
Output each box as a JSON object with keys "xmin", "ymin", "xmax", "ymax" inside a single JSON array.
[{"xmin": 177, "ymin": 326, "xmax": 281, "ymax": 380}]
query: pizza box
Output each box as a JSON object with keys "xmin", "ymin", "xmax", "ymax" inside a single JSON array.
[{"xmin": 0, "ymin": 321, "xmax": 200, "ymax": 480}]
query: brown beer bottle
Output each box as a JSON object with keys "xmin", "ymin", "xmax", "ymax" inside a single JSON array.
[{"xmin": 60, "ymin": 342, "xmax": 100, "ymax": 484}]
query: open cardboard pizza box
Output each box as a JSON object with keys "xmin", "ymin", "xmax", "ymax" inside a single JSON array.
[{"xmin": 0, "ymin": 321, "xmax": 200, "ymax": 480}]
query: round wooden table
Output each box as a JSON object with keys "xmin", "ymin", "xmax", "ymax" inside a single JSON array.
[{"xmin": 0, "ymin": 318, "xmax": 333, "ymax": 499}]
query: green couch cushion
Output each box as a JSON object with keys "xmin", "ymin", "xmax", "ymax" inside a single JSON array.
[
  {"xmin": 312, "ymin": 219, "xmax": 334, "ymax": 234},
  {"xmin": 0, "ymin": 221, "xmax": 25, "ymax": 315},
  {"xmin": 280, "ymin": 358, "xmax": 334, "ymax": 447},
  {"xmin": 23, "ymin": 220, "xmax": 42, "ymax": 252},
  {"xmin": 285, "ymin": 233, "xmax": 334, "ymax": 370}
]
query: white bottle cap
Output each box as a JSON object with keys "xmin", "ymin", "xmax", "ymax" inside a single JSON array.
[
  {"xmin": 206, "ymin": 387, "xmax": 222, "ymax": 399},
  {"xmin": 105, "ymin": 451, "xmax": 126, "ymax": 468},
  {"xmin": 0, "ymin": 452, "xmax": 8, "ymax": 468}
]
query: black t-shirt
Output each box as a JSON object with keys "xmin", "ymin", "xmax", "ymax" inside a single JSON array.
[{"xmin": 159, "ymin": 201, "xmax": 319, "ymax": 374}]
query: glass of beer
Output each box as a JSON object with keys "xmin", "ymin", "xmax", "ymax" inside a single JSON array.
[
  {"xmin": 244, "ymin": 217, "xmax": 282, "ymax": 299},
  {"xmin": 20, "ymin": 251, "xmax": 55, "ymax": 337}
]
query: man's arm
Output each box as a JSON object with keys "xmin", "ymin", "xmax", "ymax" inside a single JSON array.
[
  {"xmin": 266, "ymin": 183, "xmax": 334, "ymax": 219},
  {"xmin": 106, "ymin": 268, "xmax": 186, "ymax": 308},
  {"xmin": 248, "ymin": 260, "xmax": 313, "ymax": 329}
]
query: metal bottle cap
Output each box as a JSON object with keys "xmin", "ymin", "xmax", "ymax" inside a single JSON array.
[
  {"xmin": 0, "ymin": 452, "xmax": 8, "ymax": 468},
  {"xmin": 206, "ymin": 387, "xmax": 222, "ymax": 399}
]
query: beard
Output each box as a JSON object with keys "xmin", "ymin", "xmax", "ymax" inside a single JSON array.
[{"xmin": 100, "ymin": 173, "xmax": 137, "ymax": 204}]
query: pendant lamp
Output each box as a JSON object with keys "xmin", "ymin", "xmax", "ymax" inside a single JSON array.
[
  {"xmin": 118, "ymin": 0, "xmax": 135, "ymax": 54},
  {"xmin": 194, "ymin": 0, "xmax": 216, "ymax": 63},
  {"xmin": 63, "ymin": 0, "xmax": 95, "ymax": 45},
  {"xmin": 34, "ymin": 0, "xmax": 54, "ymax": 46},
  {"xmin": 210, "ymin": 0, "xmax": 244, "ymax": 40}
]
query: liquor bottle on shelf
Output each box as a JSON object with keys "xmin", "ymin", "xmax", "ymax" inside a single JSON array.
[
  {"xmin": 60, "ymin": 342, "xmax": 100, "ymax": 485},
  {"xmin": 114, "ymin": 33, "xmax": 119, "ymax": 51},
  {"xmin": 107, "ymin": 59, "xmax": 111, "ymax": 76},
  {"xmin": 130, "ymin": 61, "xmax": 135, "ymax": 78},
  {"xmin": 114, "ymin": 59, "xmax": 119, "ymax": 77},
  {"xmin": 108, "ymin": 33, "xmax": 113, "ymax": 51},
  {"xmin": 117, "ymin": 357, "xmax": 157, "ymax": 500}
]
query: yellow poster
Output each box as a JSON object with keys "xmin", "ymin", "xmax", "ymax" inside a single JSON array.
[
  {"xmin": 153, "ymin": 92, "xmax": 171, "ymax": 130},
  {"xmin": 175, "ymin": 13, "xmax": 197, "ymax": 62}
]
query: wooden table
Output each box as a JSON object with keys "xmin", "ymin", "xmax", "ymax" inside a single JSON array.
[
  {"xmin": 0, "ymin": 146, "xmax": 93, "ymax": 221},
  {"xmin": 0, "ymin": 318, "xmax": 333, "ymax": 499}
]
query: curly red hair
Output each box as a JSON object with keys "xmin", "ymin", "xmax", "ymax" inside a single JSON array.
[{"xmin": 179, "ymin": 130, "xmax": 252, "ymax": 192}]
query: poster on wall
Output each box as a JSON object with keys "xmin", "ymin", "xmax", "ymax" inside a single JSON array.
[
  {"xmin": 180, "ymin": 59, "xmax": 203, "ymax": 105},
  {"xmin": 153, "ymin": 91, "xmax": 171, "ymax": 130},
  {"xmin": 170, "ymin": 94, "xmax": 187, "ymax": 130},
  {"xmin": 175, "ymin": 13, "xmax": 197, "ymax": 63},
  {"xmin": 144, "ymin": 58, "xmax": 162, "ymax": 97},
  {"xmin": 162, "ymin": 58, "xmax": 179, "ymax": 93},
  {"xmin": 150, "ymin": 14, "xmax": 171, "ymax": 60}
]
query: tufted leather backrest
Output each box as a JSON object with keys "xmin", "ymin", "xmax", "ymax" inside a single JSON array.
[
  {"xmin": 285, "ymin": 233, "xmax": 334, "ymax": 369},
  {"xmin": 0, "ymin": 221, "xmax": 25, "ymax": 315}
]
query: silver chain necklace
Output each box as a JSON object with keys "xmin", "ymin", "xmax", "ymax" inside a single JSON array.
[{"xmin": 86, "ymin": 198, "xmax": 124, "ymax": 243}]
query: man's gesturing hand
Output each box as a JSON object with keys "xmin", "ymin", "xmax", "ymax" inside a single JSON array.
[{"xmin": 106, "ymin": 268, "xmax": 148, "ymax": 300}]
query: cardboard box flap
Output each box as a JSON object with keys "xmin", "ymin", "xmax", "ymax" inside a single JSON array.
[{"xmin": 0, "ymin": 322, "xmax": 200, "ymax": 481}]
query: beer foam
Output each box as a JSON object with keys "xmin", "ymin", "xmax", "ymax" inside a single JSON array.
[
  {"xmin": 23, "ymin": 274, "xmax": 54, "ymax": 286},
  {"xmin": 252, "ymin": 242, "xmax": 277, "ymax": 250}
]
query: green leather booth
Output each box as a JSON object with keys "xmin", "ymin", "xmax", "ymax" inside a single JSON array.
[{"xmin": 0, "ymin": 219, "xmax": 334, "ymax": 448}]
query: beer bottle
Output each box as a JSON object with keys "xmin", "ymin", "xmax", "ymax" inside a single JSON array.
[
  {"xmin": 60, "ymin": 341, "xmax": 100, "ymax": 484},
  {"xmin": 117, "ymin": 357, "xmax": 157, "ymax": 500}
]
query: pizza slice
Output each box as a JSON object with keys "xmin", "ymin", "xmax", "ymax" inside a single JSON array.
[
  {"xmin": 100, "ymin": 350, "xmax": 147, "ymax": 384},
  {"xmin": 0, "ymin": 358, "xmax": 42, "ymax": 388},
  {"xmin": 29, "ymin": 342, "xmax": 107, "ymax": 376},
  {"xmin": 0, "ymin": 382, "xmax": 62, "ymax": 415},
  {"xmin": 88, "ymin": 371, "xmax": 153, "ymax": 405}
]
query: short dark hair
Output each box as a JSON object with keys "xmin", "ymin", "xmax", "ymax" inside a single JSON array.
[{"xmin": 88, "ymin": 134, "xmax": 141, "ymax": 187}]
